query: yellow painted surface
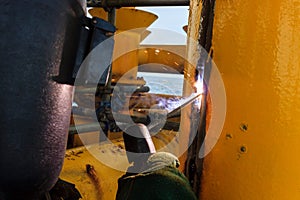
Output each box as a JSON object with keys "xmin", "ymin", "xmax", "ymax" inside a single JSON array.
[
  {"xmin": 111, "ymin": 31, "xmax": 141, "ymax": 79},
  {"xmin": 89, "ymin": 8, "xmax": 158, "ymax": 31},
  {"xmin": 89, "ymin": 8, "xmax": 157, "ymax": 80},
  {"xmin": 201, "ymin": 0, "xmax": 300, "ymax": 199},
  {"xmin": 61, "ymin": 145, "xmax": 125, "ymax": 200},
  {"xmin": 138, "ymin": 45, "xmax": 186, "ymax": 73},
  {"xmin": 60, "ymin": 130, "xmax": 178, "ymax": 200}
]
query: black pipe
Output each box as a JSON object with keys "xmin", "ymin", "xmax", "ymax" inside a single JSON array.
[
  {"xmin": 87, "ymin": 0, "xmax": 190, "ymax": 7},
  {"xmin": 0, "ymin": 0, "xmax": 85, "ymax": 199}
]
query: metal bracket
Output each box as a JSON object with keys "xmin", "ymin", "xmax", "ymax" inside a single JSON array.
[{"xmin": 72, "ymin": 16, "xmax": 116, "ymax": 85}]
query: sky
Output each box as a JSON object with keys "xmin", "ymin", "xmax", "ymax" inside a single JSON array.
[
  {"xmin": 87, "ymin": 6, "xmax": 189, "ymax": 44},
  {"xmin": 139, "ymin": 6, "xmax": 189, "ymax": 44}
]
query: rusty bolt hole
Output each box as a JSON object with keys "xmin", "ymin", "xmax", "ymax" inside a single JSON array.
[
  {"xmin": 226, "ymin": 133, "xmax": 233, "ymax": 139},
  {"xmin": 240, "ymin": 123, "xmax": 248, "ymax": 132},
  {"xmin": 240, "ymin": 146, "xmax": 247, "ymax": 153}
]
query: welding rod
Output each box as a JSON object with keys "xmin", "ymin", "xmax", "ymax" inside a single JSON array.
[
  {"xmin": 167, "ymin": 93, "xmax": 202, "ymax": 118},
  {"xmin": 149, "ymin": 93, "xmax": 202, "ymax": 131}
]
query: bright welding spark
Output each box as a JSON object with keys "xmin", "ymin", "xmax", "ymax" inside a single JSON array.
[
  {"xmin": 193, "ymin": 73, "xmax": 204, "ymax": 110},
  {"xmin": 155, "ymin": 92, "xmax": 202, "ymax": 114},
  {"xmin": 194, "ymin": 73, "xmax": 204, "ymax": 94},
  {"xmin": 150, "ymin": 73, "xmax": 205, "ymax": 113}
]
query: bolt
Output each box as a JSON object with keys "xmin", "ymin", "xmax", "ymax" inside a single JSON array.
[
  {"xmin": 240, "ymin": 123, "xmax": 248, "ymax": 132},
  {"xmin": 240, "ymin": 145, "xmax": 247, "ymax": 153},
  {"xmin": 105, "ymin": 32, "xmax": 114, "ymax": 36},
  {"xmin": 226, "ymin": 133, "xmax": 233, "ymax": 139}
]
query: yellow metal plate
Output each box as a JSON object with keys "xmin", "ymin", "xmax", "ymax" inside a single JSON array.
[
  {"xmin": 60, "ymin": 130, "xmax": 179, "ymax": 200},
  {"xmin": 89, "ymin": 8, "xmax": 158, "ymax": 31},
  {"xmin": 199, "ymin": 0, "xmax": 300, "ymax": 199}
]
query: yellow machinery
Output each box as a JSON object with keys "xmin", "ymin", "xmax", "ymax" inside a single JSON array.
[
  {"xmin": 89, "ymin": 8, "xmax": 158, "ymax": 79},
  {"xmin": 193, "ymin": 0, "xmax": 300, "ymax": 199},
  {"xmin": 63, "ymin": 1, "xmax": 300, "ymax": 199},
  {"xmin": 4, "ymin": 0, "xmax": 298, "ymax": 199}
]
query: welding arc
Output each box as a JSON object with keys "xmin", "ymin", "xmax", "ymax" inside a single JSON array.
[{"xmin": 148, "ymin": 93, "xmax": 202, "ymax": 132}]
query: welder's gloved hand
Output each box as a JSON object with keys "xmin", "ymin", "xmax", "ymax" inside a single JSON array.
[
  {"xmin": 143, "ymin": 152, "xmax": 180, "ymax": 172},
  {"xmin": 117, "ymin": 124, "xmax": 197, "ymax": 200}
]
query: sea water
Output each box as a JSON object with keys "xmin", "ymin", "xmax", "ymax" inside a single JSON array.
[{"xmin": 137, "ymin": 72, "xmax": 184, "ymax": 96}]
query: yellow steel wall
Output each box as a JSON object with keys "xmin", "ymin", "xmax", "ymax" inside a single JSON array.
[
  {"xmin": 200, "ymin": 0, "xmax": 300, "ymax": 199},
  {"xmin": 89, "ymin": 8, "xmax": 157, "ymax": 79}
]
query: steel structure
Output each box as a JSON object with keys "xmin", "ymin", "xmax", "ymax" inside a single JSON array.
[{"xmin": 87, "ymin": 0, "xmax": 190, "ymax": 7}]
